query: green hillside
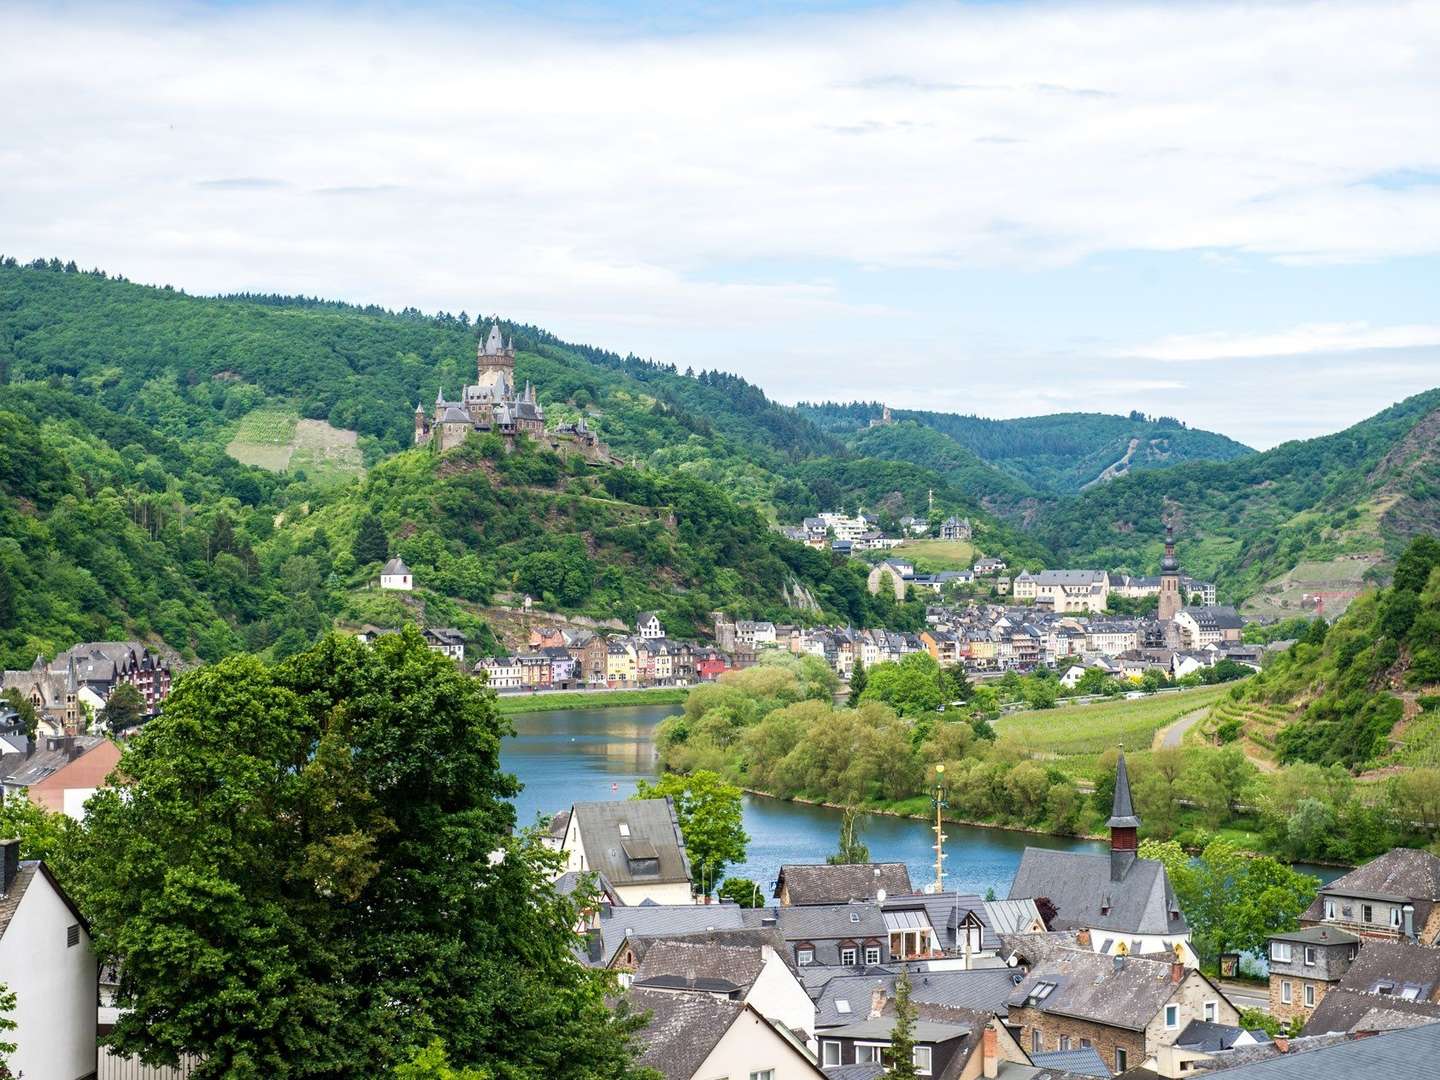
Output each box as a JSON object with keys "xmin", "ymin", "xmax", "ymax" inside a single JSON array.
[{"xmin": 799, "ymin": 402, "xmax": 1253, "ymax": 493}]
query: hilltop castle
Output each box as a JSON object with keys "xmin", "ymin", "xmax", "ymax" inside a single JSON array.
[{"xmin": 414, "ymin": 324, "xmax": 616, "ymax": 463}]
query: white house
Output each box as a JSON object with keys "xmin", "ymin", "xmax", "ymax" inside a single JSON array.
[
  {"xmin": 631, "ymin": 991, "xmax": 824, "ymax": 1080},
  {"xmin": 560, "ymin": 798, "xmax": 694, "ymax": 904},
  {"xmin": 422, "ymin": 627, "xmax": 466, "ymax": 661},
  {"xmin": 637, "ymin": 612, "xmax": 665, "ymax": 640},
  {"xmin": 0, "ymin": 840, "xmax": 97, "ymax": 1080},
  {"xmin": 628, "ymin": 937, "xmax": 815, "ymax": 1039},
  {"xmin": 474, "ymin": 656, "xmax": 522, "ymax": 689},
  {"xmin": 379, "ymin": 556, "xmax": 413, "ymax": 591}
]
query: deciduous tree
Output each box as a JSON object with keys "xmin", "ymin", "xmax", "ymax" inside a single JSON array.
[{"xmin": 635, "ymin": 770, "xmax": 748, "ymax": 896}]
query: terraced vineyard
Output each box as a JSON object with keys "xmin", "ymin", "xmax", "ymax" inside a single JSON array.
[
  {"xmin": 996, "ymin": 685, "xmax": 1231, "ymax": 757},
  {"xmin": 1201, "ymin": 696, "xmax": 1295, "ymax": 769}
]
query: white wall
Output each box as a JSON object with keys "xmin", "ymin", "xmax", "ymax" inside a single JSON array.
[
  {"xmin": 746, "ymin": 949, "xmax": 815, "ymax": 1039},
  {"xmin": 0, "ymin": 870, "xmax": 97, "ymax": 1080},
  {"xmin": 614, "ymin": 881, "xmax": 694, "ymax": 906},
  {"xmin": 692, "ymin": 1008, "xmax": 820, "ymax": 1080}
]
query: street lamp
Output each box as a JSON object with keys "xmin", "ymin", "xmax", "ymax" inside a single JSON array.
[{"xmin": 931, "ymin": 764, "xmax": 948, "ymax": 894}]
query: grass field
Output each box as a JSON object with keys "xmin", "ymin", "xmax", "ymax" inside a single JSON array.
[
  {"xmin": 893, "ymin": 539, "xmax": 976, "ymax": 571},
  {"xmin": 494, "ymin": 688, "xmax": 689, "ymax": 714},
  {"xmin": 995, "ymin": 685, "xmax": 1231, "ymax": 756},
  {"xmin": 227, "ymin": 408, "xmax": 365, "ymax": 487}
]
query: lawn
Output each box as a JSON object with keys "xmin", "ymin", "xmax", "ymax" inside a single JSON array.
[
  {"xmin": 494, "ymin": 688, "xmax": 690, "ymax": 714},
  {"xmin": 994, "ymin": 685, "xmax": 1231, "ymax": 756},
  {"xmin": 893, "ymin": 539, "xmax": 977, "ymax": 571}
]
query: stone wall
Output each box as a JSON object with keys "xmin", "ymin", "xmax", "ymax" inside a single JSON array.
[
  {"xmin": 1268, "ymin": 973, "xmax": 1332, "ymax": 1023},
  {"xmin": 1006, "ymin": 1005, "xmax": 1144, "ymax": 1076}
]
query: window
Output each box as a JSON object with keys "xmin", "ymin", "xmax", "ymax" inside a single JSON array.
[
  {"xmin": 1281, "ymin": 980, "xmax": 1292, "ymax": 1004},
  {"xmin": 618, "ymin": 823, "xmax": 630, "ymax": 838},
  {"xmin": 822, "ymin": 1042, "xmax": 841, "ymax": 1067},
  {"xmin": 750, "ymin": 1071, "xmax": 774, "ymax": 1080},
  {"xmin": 1392, "ymin": 907, "xmax": 1403, "ymax": 928},
  {"xmin": 1271, "ymin": 942, "xmax": 1292, "ymax": 963},
  {"xmin": 1080, "ymin": 1039, "xmax": 1092, "ymax": 1049},
  {"xmin": 1059, "ymin": 1036, "xmax": 1071, "ymax": 1051},
  {"xmin": 865, "ymin": 946, "xmax": 881, "ymax": 965},
  {"xmin": 797, "ymin": 947, "xmax": 814, "ymax": 966},
  {"xmin": 1204, "ymin": 1001, "xmax": 1218, "ymax": 1023},
  {"xmin": 1363, "ymin": 904, "xmax": 1374, "ymax": 924},
  {"xmin": 1032, "ymin": 1029, "xmax": 1041, "ymax": 1053},
  {"xmin": 1304, "ymin": 946, "xmax": 1317, "ymax": 967},
  {"xmin": 1165, "ymin": 1005, "xmax": 1179, "ymax": 1029},
  {"xmin": 66, "ymin": 923, "xmax": 80, "ymax": 948},
  {"xmin": 841, "ymin": 948, "xmax": 857, "ymax": 965},
  {"xmin": 850, "ymin": 911, "xmax": 861, "ymax": 923},
  {"xmin": 1325, "ymin": 900, "xmax": 1335, "ymax": 919},
  {"xmin": 913, "ymin": 1047, "xmax": 932, "ymax": 1075},
  {"xmin": 1304, "ymin": 984, "xmax": 1315, "ymax": 1007},
  {"xmin": 1115, "ymin": 1048, "xmax": 1128, "ymax": 1073},
  {"xmin": 856, "ymin": 1045, "xmax": 886, "ymax": 1065}
]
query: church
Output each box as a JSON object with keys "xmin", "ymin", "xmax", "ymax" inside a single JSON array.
[{"xmin": 414, "ymin": 324, "xmax": 546, "ymax": 452}]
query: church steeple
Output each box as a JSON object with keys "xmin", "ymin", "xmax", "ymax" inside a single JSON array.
[
  {"xmin": 1158, "ymin": 517, "xmax": 1182, "ymax": 622},
  {"xmin": 1107, "ymin": 748, "xmax": 1141, "ymax": 882}
]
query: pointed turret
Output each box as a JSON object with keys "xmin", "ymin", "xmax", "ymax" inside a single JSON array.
[
  {"xmin": 1108, "ymin": 747, "xmax": 1140, "ymax": 882},
  {"xmin": 414, "ymin": 402, "xmax": 424, "ymax": 414}
]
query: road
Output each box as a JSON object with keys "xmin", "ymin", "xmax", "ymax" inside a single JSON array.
[
  {"xmin": 1153, "ymin": 705, "xmax": 1212, "ymax": 750},
  {"xmin": 1217, "ymin": 979, "xmax": 1269, "ymax": 1012}
]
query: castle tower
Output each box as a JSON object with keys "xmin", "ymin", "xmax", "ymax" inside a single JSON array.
[
  {"xmin": 476, "ymin": 323, "xmax": 515, "ymax": 391},
  {"xmin": 1158, "ymin": 520, "xmax": 1182, "ymax": 622},
  {"xmin": 413, "ymin": 402, "xmax": 427, "ymax": 445},
  {"xmin": 1107, "ymin": 748, "xmax": 1141, "ymax": 882}
]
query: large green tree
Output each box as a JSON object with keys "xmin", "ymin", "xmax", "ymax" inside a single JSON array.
[
  {"xmin": 99, "ymin": 682, "xmax": 146, "ymax": 735},
  {"xmin": 77, "ymin": 629, "xmax": 652, "ymax": 1080},
  {"xmin": 634, "ymin": 770, "xmax": 748, "ymax": 896},
  {"xmin": 887, "ymin": 971, "xmax": 918, "ymax": 1080}
]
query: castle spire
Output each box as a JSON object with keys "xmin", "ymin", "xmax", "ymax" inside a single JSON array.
[{"xmin": 1107, "ymin": 747, "xmax": 1141, "ymax": 882}]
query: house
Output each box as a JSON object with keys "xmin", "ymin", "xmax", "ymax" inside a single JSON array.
[
  {"xmin": 541, "ymin": 645, "xmax": 579, "ymax": 687},
  {"xmin": 1182, "ymin": 1022, "xmax": 1440, "ymax": 1080},
  {"xmin": 1298, "ymin": 848, "xmax": 1440, "ymax": 945},
  {"xmin": 0, "ymin": 840, "xmax": 98, "ymax": 1080},
  {"xmin": 567, "ymin": 630, "xmax": 610, "ymax": 686},
  {"xmin": 628, "ymin": 989, "xmax": 824, "ymax": 1080},
  {"xmin": 1013, "ymin": 571, "xmax": 1110, "ymax": 614},
  {"xmin": 751, "ymin": 901, "xmax": 890, "ymax": 968},
  {"xmin": 1004, "ymin": 950, "xmax": 1237, "ymax": 1075},
  {"xmin": 607, "ymin": 639, "xmax": 639, "ymax": 686},
  {"xmin": 0, "ymin": 735, "xmax": 119, "ymax": 820},
  {"xmin": 2, "ymin": 642, "xmax": 175, "ymax": 736},
  {"xmin": 422, "ymin": 627, "xmax": 466, "ymax": 661},
  {"xmin": 974, "ymin": 558, "xmax": 1008, "ymax": 575},
  {"xmin": 900, "ymin": 515, "xmax": 930, "ymax": 537},
  {"xmin": 1267, "ymin": 926, "xmax": 1360, "ymax": 1023},
  {"xmin": 694, "ymin": 649, "xmax": 730, "ymax": 682},
  {"xmin": 587, "ymin": 903, "xmax": 748, "ymax": 968},
  {"xmin": 813, "ymin": 968, "xmax": 1021, "ymax": 1034},
  {"xmin": 474, "ymin": 655, "xmax": 522, "ymax": 689},
  {"xmin": 1172, "ymin": 605, "xmax": 1245, "ymax": 649},
  {"xmin": 1008, "ymin": 751, "xmax": 1195, "ymax": 964},
  {"xmin": 818, "ymin": 1006, "xmax": 1027, "ymax": 1078},
  {"xmin": 560, "ymin": 798, "xmax": 694, "ymax": 904},
  {"xmin": 379, "ymin": 556, "xmax": 413, "ymax": 590},
  {"xmin": 627, "ymin": 935, "xmax": 814, "ymax": 1038},
  {"xmin": 638, "ymin": 612, "xmax": 665, "ymax": 640},
  {"xmin": 1300, "ymin": 939, "xmax": 1440, "ymax": 1035},
  {"xmin": 775, "ymin": 863, "xmax": 913, "ymax": 906},
  {"xmin": 941, "ymin": 516, "xmax": 973, "ymax": 541}
]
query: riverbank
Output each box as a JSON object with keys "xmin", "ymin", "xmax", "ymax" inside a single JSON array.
[{"xmin": 495, "ymin": 687, "xmax": 689, "ymax": 714}]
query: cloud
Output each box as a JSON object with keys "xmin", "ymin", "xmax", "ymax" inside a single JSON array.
[
  {"xmin": 1124, "ymin": 323, "xmax": 1440, "ymax": 362},
  {"xmin": 195, "ymin": 177, "xmax": 288, "ymax": 190}
]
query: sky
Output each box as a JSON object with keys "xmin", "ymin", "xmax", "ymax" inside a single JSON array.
[{"xmin": 3, "ymin": 0, "xmax": 1439, "ymax": 449}]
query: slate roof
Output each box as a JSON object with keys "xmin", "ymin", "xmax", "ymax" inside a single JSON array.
[
  {"xmin": 1301, "ymin": 940, "xmax": 1440, "ymax": 1034},
  {"xmin": 623, "ymin": 927, "xmax": 794, "ymax": 974},
  {"xmin": 0, "ymin": 736, "xmax": 107, "ymax": 788},
  {"xmin": 997, "ymin": 931, "xmax": 1082, "ymax": 968},
  {"xmin": 1185, "ymin": 605, "xmax": 1244, "ymax": 630},
  {"xmin": 1269, "ymin": 925, "xmax": 1359, "ymax": 946},
  {"xmin": 1174, "ymin": 1019, "xmax": 1268, "ymax": 1051},
  {"xmin": 0, "ymin": 861, "xmax": 88, "ymax": 939},
  {"xmin": 552, "ymin": 870, "xmax": 620, "ymax": 905},
  {"xmin": 1105, "ymin": 750, "xmax": 1140, "ymax": 830},
  {"xmin": 590, "ymin": 903, "xmax": 747, "ymax": 966},
  {"xmin": 1028, "ymin": 1046, "xmax": 1112, "ymax": 1077},
  {"xmin": 778, "ymin": 863, "xmax": 914, "ymax": 905},
  {"xmin": 1004, "ymin": 951, "xmax": 1196, "ymax": 1032},
  {"xmin": 884, "ymin": 891, "xmax": 1000, "ymax": 952},
  {"xmin": 1305, "ymin": 848, "xmax": 1440, "ymax": 927},
  {"xmin": 571, "ymin": 798, "xmax": 691, "ymax": 888},
  {"xmin": 1197, "ymin": 1021, "xmax": 1440, "ymax": 1078},
  {"xmin": 814, "ymin": 968, "xmax": 1021, "ymax": 1028},
  {"xmin": 822, "ymin": 1066, "xmax": 885, "ymax": 1080},
  {"xmin": 984, "ymin": 899, "xmax": 1044, "ymax": 935},
  {"xmin": 1007, "ymin": 848, "xmax": 1186, "ymax": 937},
  {"xmin": 633, "ymin": 939, "xmax": 768, "ymax": 994},
  {"xmin": 380, "ymin": 557, "xmax": 411, "ymax": 576},
  {"xmin": 629, "ymin": 989, "xmax": 743, "ymax": 1080}
]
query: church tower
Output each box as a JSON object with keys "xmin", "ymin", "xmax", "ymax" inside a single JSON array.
[
  {"xmin": 476, "ymin": 323, "xmax": 515, "ymax": 394},
  {"xmin": 1107, "ymin": 749, "xmax": 1141, "ymax": 882},
  {"xmin": 1158, "ymin": 520, "xmax": 1182, "ymax": 622}
]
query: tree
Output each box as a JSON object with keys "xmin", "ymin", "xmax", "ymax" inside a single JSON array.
[
  {"xmin": 634, "ymin": 770, "xmax": 748, "ymax": 896},
  {"xmin": 717, "ymin": 877, "xmax": 764, "ymax": 908},
  {"xmin": 99, "ymin": 682, "xmax": 146, "ymax": 735},
  {"xmin": 351, "ymin": 510, "xmax": 388, "ymax": 565},
  {"xmin": 847, "ymin": 659, "xmax": 868, "ymax": 708},
  {"xmin": 862, "ymin": 653, "xmax": 944, "ymax": 716},
  {"xmin": 886, "ymin": 971, "xmax": 918, "ymax": 1080},
  {"xmin": 827, "ymin": 807, "xmax": 871, "ymax": 865},
  {"xmin": 0, "ymin": 981, "xmax": 15, "ymax": 1080},
  {"xmin": 395, "ymin": 1039, "xmax": 489, "ymax": 1080},
  {"xmin": 1140, "ymin": 838, "xmax": 1318, "ymax": 963},
  {"xmin": 0, "ymin": 792, "xmax": 83, "ymax": 891},
  {"xmin": 78, "ymin": 630, "xmax": 653, "ymax": 1080}
]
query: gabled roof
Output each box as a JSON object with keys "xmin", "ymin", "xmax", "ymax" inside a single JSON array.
[
  {"xmin": 813, "ymin": 968, "xmax": 1020, "ymax": 1028},
  {"xmin": 1211, "ymin": 1021, "xmax": 1440, "ymax": 1078},
  {"xmin": 1005, "ymin": 951, "xmax": 1200, "ymax": 1032},
  {"xmin": 1007, "ymin": 847, "xmax": 1187, "ymax": 937},
  {"xmin": 776, "ymin": 863, "xmax": 913, "ymax": 905},
  {"xmin": 620, "ymin": 927, "xmax": 793, "ymax": 974},
  {"xmin": 1175, "ymin": 1018, "xmax": 1268, "ymax": 1051},
  {"xmin": 380, "ymin": 557, "xmax": 410, "ymax": 576},
  {"xmin": 1314, "ymin": 848, "xmax": 1440, "ymax": 905},
  {"xmin": 633, "ymin": 939, "xmax": 768, "ymax": 995},
  {"xmin": 0, "ymin": 861, "xmax": 89, "ymax": 939},
  {"xmin": 571, "ymin": 798, "xmax": 691, "ymax": 889}
]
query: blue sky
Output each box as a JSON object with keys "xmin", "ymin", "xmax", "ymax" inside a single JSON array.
[{"xmin": 4, "ymin": 0, "xmax": 1439, "ymax": 448}]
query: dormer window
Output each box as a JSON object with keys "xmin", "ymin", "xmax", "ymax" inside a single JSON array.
[{"xmin": 618, "ymin": 823, "xmax": 630, "ymax": 838}]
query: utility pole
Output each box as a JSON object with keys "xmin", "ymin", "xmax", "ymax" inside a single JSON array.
[{"xmin": 930, "ymin": 763, "xmax": 948, "ymax": 894}]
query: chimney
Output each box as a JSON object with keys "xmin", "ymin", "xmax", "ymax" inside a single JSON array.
[
  {"xmin": 981, "ymin": 1023, "xmax": 998, "ymax": 1079},
  {"xmin": 62, "ymin": 734, "xmax": 74, "ymax": 760},
  {"xmin": 0, "ymin": 840, "xmax": 17, "ymax": 896},
  {"xmin": 870, "ymin": 985, "xmax": 888, "ymax": 1019},
  {"xmin": 1273, "ymin": 1036, "xmax": 1288, "ymax": 1054},
  {"xmin": 1076, "ymin": 927, "xmax": 1091, "ymax": 948},
  {"xmin": 68, "ymin": 738, "xmax": 83, "ymax": 762},
  {"xmin": 24, "ymin": 736, "xmax": 34, "ymax": 759},
  {"xmin": 1171, "ymin": 961, "xmax": 1185, "ymax": 984},
  {"xmin": 1402, "ymin": 903, "xmax": 1416, "ymax": 941}
]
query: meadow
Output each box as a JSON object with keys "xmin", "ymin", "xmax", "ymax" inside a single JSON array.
[{"xmin": 995, "ymin": 684, "xmax": 1231, "ymax": 756}]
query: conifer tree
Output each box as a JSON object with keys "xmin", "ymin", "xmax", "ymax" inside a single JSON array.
[{"xmin": 887, "ymin": 972, "xmax": 918, "ymax": 1080}]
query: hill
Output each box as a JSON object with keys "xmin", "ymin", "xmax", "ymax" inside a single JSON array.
[{"xmin": 799, "ymin": 402, "xmax": 1253, "ymax": 494}]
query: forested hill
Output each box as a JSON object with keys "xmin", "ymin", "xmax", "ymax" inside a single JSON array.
[{"xmin": 799, "ymin": 401, "xmax": 1253, "ymax": 493}]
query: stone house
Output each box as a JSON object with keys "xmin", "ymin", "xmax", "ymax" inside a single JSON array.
[
  {"xmin": 421, "ymin": 627, "xmax": 466, "ymax": 662},
  {"xmin": 1301, "ymin": 938, "xmax": 1440, "ymax": 1035},
  {"xmin": 1297, "ymin": 848, "xmax": 1440, "ymax": 945},
  {"xmin": 1005, "ymin": 950, "xmax": 1237, "ymax": 1075},
  {"xmin": 1267, "ymin": 926, "xmax": 1360, "ymax": 1023},
  {"xmin": 565, "ymin": 630, "xmax": 609, "ymax": 686}
]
